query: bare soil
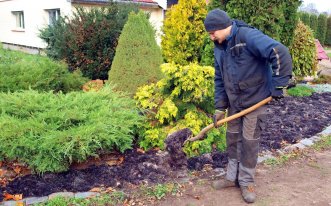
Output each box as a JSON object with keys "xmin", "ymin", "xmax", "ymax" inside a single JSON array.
[
  {"xmin": 157, "ymin": 148, "xmax": 331, "ymax": 206},
  {"xmin": 0, "ymin": 92, "xmax": 331, "ymax": 202}
]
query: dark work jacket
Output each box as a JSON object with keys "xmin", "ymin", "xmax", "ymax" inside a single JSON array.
[{"xmin": 214, "ymin": 20, "xmax": 293, "ymax": 111}]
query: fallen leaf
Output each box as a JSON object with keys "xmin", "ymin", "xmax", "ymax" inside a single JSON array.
[
  {"xmin": 118, "ymin": 156, "xmax": 124, "ymax": 164},
  {"xmin": 0, "ymin": 169, "xmax": 5, "ymax": 177},
  {"xmin": 0, "ymin": 161, "xmax": 3, "ymax": 167},
  {"xmin": 3, "ymin": 193, "xmax": 23, "ymax": 201},
  {"xmin": 89, "ymin": 187, "xmax": 101, "ymax": 192},
  {"xmin": 13, "ymin": 166, "xmax": 22, "ymax": 174},
  {"xmin": 136, "ymin": 148, "xmax": 145, "ymax": 154}
]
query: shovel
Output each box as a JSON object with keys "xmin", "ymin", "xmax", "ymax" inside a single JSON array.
[{"xmin": 183, "ymin": 96, "xmax": 272, "ymax": 145}]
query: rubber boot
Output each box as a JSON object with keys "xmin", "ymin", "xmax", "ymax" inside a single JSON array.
[{"xmin": 240, "ymin": 185, "xmax": 256, "ymax": 203}]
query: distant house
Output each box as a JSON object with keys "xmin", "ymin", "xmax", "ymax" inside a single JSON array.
[{"xmin": 0, "ymin": 0, "xmax": 172, "ymax": 54}]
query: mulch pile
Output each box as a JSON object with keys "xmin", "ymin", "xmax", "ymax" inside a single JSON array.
[{"xmin": 1, "ymin": 92, "xmax": 330, "ymax": 201}]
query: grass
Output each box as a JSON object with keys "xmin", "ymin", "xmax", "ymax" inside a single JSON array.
[
  {"xmin": 36, "ymin": 191, "xmax": 126, "ymax": 206},
  {"xmin": 140, "ymin": 183, "xmax": 181, "ymax": 200},
  {"xmin": 328, "ymin": 53, "xmax": 331, "ymax": 58},
  {"xmin": 265, "ymin": 135, "xmax": 331, "ymax": 167},
  {"xmin": 287, "ymin": 85, "xmax": 314, "ymax": 97}
]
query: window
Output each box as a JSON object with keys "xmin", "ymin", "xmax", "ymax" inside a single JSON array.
[
  {"xmin": 48, "ymin": 9, "xmax": 60, "ymax": 25},
  {"xmin": 12, "ymin": 11, "xmax": 24, "ymax": 29}
]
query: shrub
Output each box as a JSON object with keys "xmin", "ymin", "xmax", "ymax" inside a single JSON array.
[
  {"xmin": 316, "ymin": 14, "xmax": 328, "ymax": 44},
  {"xmin": 135, "ymin": 63, "xmax": 226, "ymax": 157},
  {"xmin": 226, "ymin": 0, "xmax": 300, "ymax": 47},
  {"xmin": 108, "ymin": 11, "xmax": 163, "ymax": 96},
  {"xmin": 0, "ymin": 48, "xmax": 88, "ymax": 93},
  {"xmin": 0, "ymin": 85, "xmax": 144, "ymax": 173},
  {"xmin": 299, "ymin": 12, "xmax": 310, "ymax": 28},
  {"xmin": 287, "ymin": 85, "xmax": 314, "ymax": 97},
  {"xmin": 289, "ymin": 21, "xmax": 317, "ymax": 77},
  {"xmin": 39, "ymin": 3, "xmax": 138, "ymax": 80},
  {"xmin": 310, "ymin": 14, "xmax": 318, "ymax": 36},
  {"xmin": 326, "ymin": 16, "xmax": 331, "ymax": 45},
  {"xmin": 161, "ymin": 0, "xmax": 208, "ymax": 65}
]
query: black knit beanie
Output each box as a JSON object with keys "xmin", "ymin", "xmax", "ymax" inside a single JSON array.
[{"xmin": 204, "ymin": 9, "xmax": 232, "ymax": 32}]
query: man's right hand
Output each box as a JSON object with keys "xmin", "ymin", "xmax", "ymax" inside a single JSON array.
[{"xmin": 213, "ymin": 110, "xmax": 225, "ymax": 128}]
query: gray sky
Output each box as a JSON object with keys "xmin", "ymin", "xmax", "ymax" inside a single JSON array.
[{"xmin": 302, "ymin": 0, "xmax": 331, "ymax": 13}]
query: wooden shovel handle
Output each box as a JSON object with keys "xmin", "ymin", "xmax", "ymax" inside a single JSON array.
[{"xmin": 187, "ymin": 96, "xmax": 272, "ymax": 142}]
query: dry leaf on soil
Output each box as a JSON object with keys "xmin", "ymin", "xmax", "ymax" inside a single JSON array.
[{"xmin": 3, "ymin": 193, "xmax": 23, "ymax": 201}]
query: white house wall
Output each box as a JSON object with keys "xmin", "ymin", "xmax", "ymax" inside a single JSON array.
[{"xmin": 0, "ymin": 0, "xmax": 72, "ymax": 49}]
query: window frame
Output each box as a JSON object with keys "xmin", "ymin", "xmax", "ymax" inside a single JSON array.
[
  {"xmin": 12, "ymin": 11, "xmax": 25, "ymax": 29},
  {"xmin": 47, "ymin": 9, "xmax": 61, "ymax": 25}
]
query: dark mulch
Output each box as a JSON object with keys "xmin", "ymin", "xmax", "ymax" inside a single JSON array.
[
  {"xmin": 1, "ymin": 92, "xmax": 330, "ymax": 201},
  {"xmin": 260, "ymin": 92, "xmax": 331, "ymax": 150}
]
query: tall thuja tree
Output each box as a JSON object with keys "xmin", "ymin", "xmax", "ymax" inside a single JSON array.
[
  {"xmin": 226, "ymin": 0, "xmax": 301, "ymax": 46},
  {"xmin": 299, "ymin": 12, "xmax": 310, "ymax": 27},
  {"xmin": 310, "ymin": 14, "xmax": 318, "ymax": 36},
  {"xmin": 161, "ymin": 0, "xmax": 208, "ymax": 65},
  {"xmin": 226, "ymin": 0, "xmax": 285, "ymax": 42},
  {"xmin": 316, "ymin": 14, "xmax": 328, "ymax": 44},
  {"xmin": 108, "ymin": 11, "xmax": 163, "ymax": 96},
  {"xmin": 40, "ymin": 2, "xmax": 138, "ymax": 80},
  {"xmin": 280, "ymin": 0, "xmax": 301, "ymax": 47},
  {"xmin": 326, "ymin": 16, "xmax": 331, "ymax": 46}
]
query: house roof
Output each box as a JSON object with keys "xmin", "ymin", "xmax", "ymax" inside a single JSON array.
[
  {"xmin": 315, "ymin": 39, "xmax": 329, "ymax": 61},
  {"xmin": 71, "ymin": 0, "xmax": 160, "ymax": 8}
]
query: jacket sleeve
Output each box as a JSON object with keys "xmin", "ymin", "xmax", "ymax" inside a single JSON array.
[
  {"xmin": 214, "ymin": 57, "xmax": 229, "ymax": 111},
  {"xmin": 244, "ymin": 29, "xmax": 293, "ymax": 93}
]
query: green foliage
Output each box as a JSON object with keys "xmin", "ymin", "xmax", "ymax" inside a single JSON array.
[
  {"xmin": 316, "ymin": 14, "xmax": 328, "ymax": 44},
  {"xmin": 0, "ymin": 85, "xmax": 144, "ymax": 173},
  {"xmin": 135, "ymin": 63, "xmax": 226, "ymax": 156},
  {"xmin": 316, "ymin": 14, "xmax": 328, "ymax": 45},
  {"xmin": 36, "ymin": 191, "xmax": 126, "ymax": 206},
  {"xmin": 207, "ymin": 0, "xmax": 229, "ymax": 11},
  {"xmin": 309, "ymin": 14, "xmax": 318, "ymax": 36},
  {"xmin": 226, "ymin": 0, "xmax": 301, "ymax": 46},
  {"xmin": 200, "ymin": 34, "xmax": 215, "ymax": 67},
  {"xmin": 0, "ymin": 47, "xmax": 88, "ymax": 93},
  {"xmin": 289, "ymin": 21, "xmax": 317, "ymax": 77},
  {"xmin": 280, "ymin": 0, "xmax": 301, "ymax": 46},
  {"xmin": 39, "ymin": 2, "xmax": 138, "ymax": 80},
  {"xmin": 299, "ymin": 12, "xmax": 310, "ymax": 27},
  {"xmin": 287, "ymin": 85, "xmax": 314, "ymax": 97},
  {"xmin": 326, "ymin": 16, "xmax": 331, "ymax": 45},
  {"xmin": 143, "ymin": 183, "xmax": 180, "ymax": 200},
  {"xmin": 108, "ymin": 11, "xmax": 163, "ymax": 96},
  {"xmin": 161, "ymin": 0, "xmax": 208, "ymax": 65}
]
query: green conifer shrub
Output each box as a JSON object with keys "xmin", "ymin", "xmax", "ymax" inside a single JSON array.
[
  {"xmin": 326, "ymin": 16, "xmax": 331, "ymax": 46},
  {"xmin": 226, "ymin": 0, "xmax": 301, "ymax": 47},
  {"xmin": 39, "ymin": 3, "xmax": 138, "ymax": 80},
  {"xmin": 108, "ymin": 11, "xmax": 163, "ymax": 96},
  {"xmin": 0, "ymin": 85, "xmax": 144, "ymax": 173},
  {"xmin": 0, "ymin": 47, "xmax": 87, "ymax": 93},
  {"xmin": 316, "ymin": 14, "xmax": 328, "ymax": 44},
  {"xmin": 310, "ymin": 14, "xmax": 318, "ymax": 36},
  {"xmin": 299, "ymin": 12, "xmax": 310, "ymax": 28},
  {"xmin": 161, "ymin": 0, "xmax": 208, "ymax": 65},
  {"xmin": 289, "ymin": 21, "xmax": 317, "ymax": 77},
  {"xmin": 135, "ymin": 63, "xmax": 226, "ymax": 157}
]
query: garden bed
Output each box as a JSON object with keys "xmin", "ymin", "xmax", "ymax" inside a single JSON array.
[{"xmin": 1, "ymin": 92, "xmax": 331, "ymax": 201}]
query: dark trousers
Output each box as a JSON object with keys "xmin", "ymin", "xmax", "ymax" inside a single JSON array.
[{"xmin": 225, "ymin": 105, "xmax": 267, "ymax": 186}]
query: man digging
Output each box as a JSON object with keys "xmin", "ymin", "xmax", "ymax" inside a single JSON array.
[{"xmin": 203, "ymin": 9, "xmax": 292, "ymax": 203}]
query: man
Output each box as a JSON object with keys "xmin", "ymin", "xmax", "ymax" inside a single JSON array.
[{"xmin": 204, "ymin": 9, "xmax": 292, "ymax": 203}]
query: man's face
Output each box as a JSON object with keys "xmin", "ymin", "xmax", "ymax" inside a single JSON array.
[{"xmin": 208, "ymin": 29, "xmax": 228, "ymax": 44}]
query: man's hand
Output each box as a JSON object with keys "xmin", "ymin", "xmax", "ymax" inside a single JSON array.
[{"xmin": 213, "ymin": 110, "xmax": 225, "ymax": 128}]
